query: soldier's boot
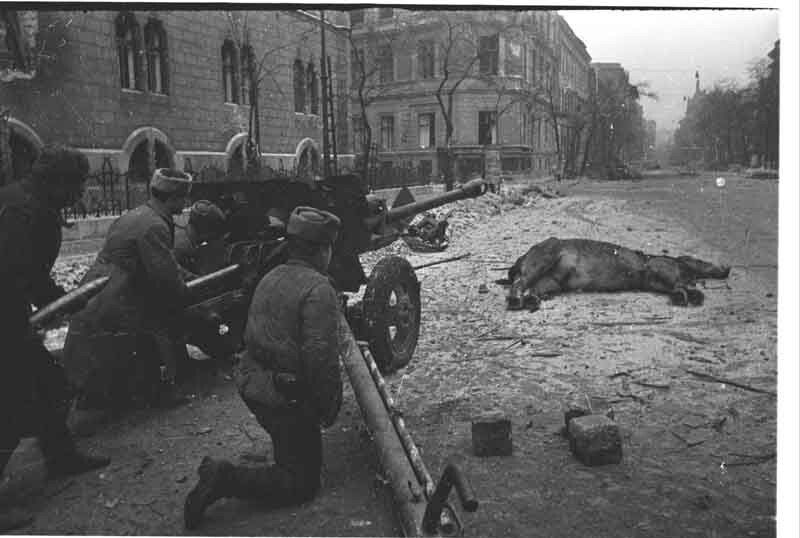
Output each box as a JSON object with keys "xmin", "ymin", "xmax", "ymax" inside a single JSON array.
[
  {"xmin": 0, "ymin": 506, "xmax": 34, "ymax": 532},
  {"xmin": 226, "ymin": 464, "xmax": 320, "ymax": 506},
  {"xmin": 40, "ymin": 430, "xmax": 110, "ymax": 480},
  {"xmin": 184, "ymin": 457, "xmax": 234, "ymax": 530}
]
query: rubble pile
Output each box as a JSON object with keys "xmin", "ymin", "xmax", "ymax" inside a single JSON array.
[
  {"xmin": 425, "ymin": 181, "xmax": 563, "ymax": 238},
  {"xmin": 51, "ymin": 254, "xmax": 95, "ymax": 289}
]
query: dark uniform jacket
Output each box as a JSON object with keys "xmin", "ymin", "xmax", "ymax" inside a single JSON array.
[
  {"xmin": 63, "ymin": 200, "xmax": 188, "ymax": 390},
  {"xmin": 0, "ymin": 181, "xmax": 65, "ymax": 329},
  {"xmin": 173, "ymin": 225, "xmax": 228, "ymax": 276},
  {"xmin": 239, "ymin": 259, "xmax": 342, "ymax": 427},
  {"xmin": 0, "ymin": 181, "xmax": 67, "ymax": 401}
]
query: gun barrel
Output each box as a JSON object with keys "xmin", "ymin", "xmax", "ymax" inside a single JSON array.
[
  {"xmin": 186, "ymin": 264, "xmax": 241, "ymax": 293},
  {"xmin": 385, "ymin": 178, "xmax": 488, "ymax": 224}
]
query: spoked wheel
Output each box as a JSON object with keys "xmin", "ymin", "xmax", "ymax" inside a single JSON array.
[{"xmin": 362, "ymin": 256, "xmax": 421, "ymax": 373}]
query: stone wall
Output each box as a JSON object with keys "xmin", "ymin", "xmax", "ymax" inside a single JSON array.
[{"xmin": 0, "ymin": 10, "xmax": 352, "ymax": 176}]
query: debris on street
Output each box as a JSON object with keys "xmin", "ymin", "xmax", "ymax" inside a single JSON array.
[
  {"xmin": 471, "ymin": 415, "xmax": 513, "ymax": 457},
  {"xmin": 567, "ymin": 414, "xmax": 623, "ymax": 466}
]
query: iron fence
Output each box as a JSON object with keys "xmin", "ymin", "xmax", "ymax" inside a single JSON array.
[
  {"xmin": 61, "ymin": 157, "xmax": 146, "ymax": 221},
  {"xmin": 60, "ymin": 154, "xmax": 435, "ymax": 222},
  {"xmin": 367, "ymin": 159, "xmax": 435, "ymax": 191}
]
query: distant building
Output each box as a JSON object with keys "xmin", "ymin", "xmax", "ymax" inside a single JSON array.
[
  {"xmin": 589, "ymin": 61, "xmax": 646, "ymax": 169},
  {"xmin": 0, "ymin": 9, "xmax": 351, "ymax": 192},
  {"xmin": 348, "ymin": 8, "xmax": 590, "ymax": 182},
  {"xmin": 554, "ymin": 13, "xmax": 592, "ymax": 175}
]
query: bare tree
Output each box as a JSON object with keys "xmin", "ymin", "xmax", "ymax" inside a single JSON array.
[
  {"xmin": 346, "ymin": 17, "xmax": 414, "ymax": 184},
  {"xmin": 226, "ymin": 12, "xmax": 316, "ymax": 174}
]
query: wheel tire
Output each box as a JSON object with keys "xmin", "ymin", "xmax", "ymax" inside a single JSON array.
[{"xmin": 363, "ymin": 256, "xmax": 421, "ymax": 373}]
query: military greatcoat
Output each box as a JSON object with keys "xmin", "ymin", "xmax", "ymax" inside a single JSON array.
[{"xmin": 62, "ymin": 200, "xmax": 188, "ymax": 403}]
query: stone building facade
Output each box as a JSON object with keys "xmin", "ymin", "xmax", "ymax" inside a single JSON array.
[
  {"xmin": 348, "ymin": 8, "xmax": 586, "ymax": 181},
  {"xmin": 554, "ymin": 13, "xmax": 592, "ymax": 175},
  {"xmin": 0, "ymin": 9, "xmax": 351, "ymax": 191}
]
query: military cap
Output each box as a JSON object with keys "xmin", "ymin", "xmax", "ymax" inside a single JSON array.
[
  {"xmin": 287, "ymin": 206, "xmax": 341, "ymax": 245},
  {"xmin": 150, "ymin": 168, "xmax": 193, "ymax": 193},
  {"xmin": 189, "ymin": 200, "xmax": 226, "ymax": 236},
  {"xmin": 31, "ymin": 144, "xmax": 89, "ymax": 186}
]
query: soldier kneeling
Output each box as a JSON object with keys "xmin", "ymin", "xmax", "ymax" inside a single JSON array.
[{"xmin": 184, "ymin": 206, "xmax": 343, "ymax": 530}]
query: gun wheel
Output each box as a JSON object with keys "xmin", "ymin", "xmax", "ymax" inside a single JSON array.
[{"xmin": 363, "ymin": 256, "xmax": 421, "ymax": 373}]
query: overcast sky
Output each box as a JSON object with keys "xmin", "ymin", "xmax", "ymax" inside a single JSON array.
[{"xmin": 559, "ymin": 8, "xmax": 779, "ymax": 135}]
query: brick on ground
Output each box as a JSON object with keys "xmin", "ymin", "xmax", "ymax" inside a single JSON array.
[
  {"xmin": 471, "ymin": 415, "xmax": 512, "ymax": 457},
  {"xmin": 568, "ymin": 414, "xmax": 623, "ymax": 466}
]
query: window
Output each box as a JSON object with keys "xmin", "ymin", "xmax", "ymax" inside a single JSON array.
[
  {"xmin": 379, "ymin": 8, "xmax": 393, "ymax": 19},
  {"xmin": 522, "ymin": 113, "xmax": 528, "ymax": 145},
  {"xmin": 479, "ymin": 34, "xmax": 499, "ymax": 75},
  {"xmin": 240, "ymin": 45, "xmax": 254, "ymax": 105},
  {"xmin": 306, "ymin": 62, "xmax": 318, "ymax": 114},
  {"xmin": 293, "ymin": 59, "xmax": 305, "ymax": 112},
  {"xmin": 417, "ymin": 40, "xmax": 435, "ymax": 79},
  {"xmin": 380, "ymin": 115, "xmax": 394, "ymax": 150},
  {"xmin": 377, "ymin": 45, "xmax": 393, "ymax": 83},
  {"xmin": 116, "ymin": 12, "xmax": 142, "ymax": 90},
  {"xmin": 222, "ymin": 40, "xmax": 239, "ymax": 103},
  {"xmin": 352, "ymin": 117, "xmax": 365, "ymax": 154},
  {"xmin": 351, "ymin": 47, "xmax": 363, "ymax": 86},
  {"xmin": 144, "ymin": 19, "xmax": 168, "ymax": 94},
  {"xmin": 419, "ymin": 160, "xmax": 433, "ymax": 179},
  {"xmin": 418, "ymin": 113, "xmax": 435, "ymax": 149},
  {"xmin": 350, "ymin": 9, "xmax": 364, "ymax": 25},
  {"xmin": 478, "ymin": 111, "xmax": 497, "ymax": 145},
  {"xmin": 129, "ymin": 139, "xmax": 172, "ymax": 185}
]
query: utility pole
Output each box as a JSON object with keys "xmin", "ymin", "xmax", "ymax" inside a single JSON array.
[{"xmin": 319, "ymin": 9, "xmax": 331, "ymax": 179}]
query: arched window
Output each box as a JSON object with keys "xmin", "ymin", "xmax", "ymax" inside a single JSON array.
[
  {"xmin": 306, "ymin": 62, "xmax": 318, "ymax": 115},
  {"xmin": 293, "ymin": 59, "xmax": 306, "ymax": 113},
  {"xmin": 221, "ymin": 40, "xmax": 239, "ymax": 103},
  {"xmin": 129, "ymin": 139, "xmax": 173, "ymax": 184},
  {"xmin": 115, "ymin": 12, "xmax": 142, "ymax": 90},
  {"xmin": 144, "ymin": 19, "xmax": 168, "ymax": 94},
  {"xmin": 240, "ymin": 44, "xmax": 254, "ymax": 106}
]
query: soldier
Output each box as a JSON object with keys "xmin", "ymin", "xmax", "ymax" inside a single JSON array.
[
  {"xmin": 0, "ymin": 144, "xmax": 110, "ymax": 531},
  {"xmin": 62, "ymin": 168, "xmax": 194, "ymax": 411},
  {"xmin": 172, "ymin": 199, "xmax": 233, "ymax": 373},
  {"xmin": 184, "ymin": 206, "xmax": 343, "ymax": 530},
  {"xmin": 173, "ymin": 199, "xmax": 228, "ymax": 275}
]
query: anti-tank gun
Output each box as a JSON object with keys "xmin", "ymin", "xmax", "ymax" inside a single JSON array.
[{"xmin": 179, "ymin": 175, "xmax": 489, "ymax": 372}]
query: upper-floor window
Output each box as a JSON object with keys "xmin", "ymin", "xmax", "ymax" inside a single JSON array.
[
  {"xmin": 350, "ymin": 9, "xmax": 364, "ymax": 25},
  {"xmin": 116, "ymin": 12, "xmax": 143, "ymax": 90},
  {"xmin": 418, "ymin": 40, "xmax": 435, "ymax": 79},
  {"xmin": 379, "ymin": 8, "xmax": 393, "ymax": 19},
  {"xmin": 418, "ymin": 113, "xmax": 435, "ymax": 148},
  {"xmin": 478, "ymin": 111, "xmax": 497, "ymax": 145},
  {"xmin": 240, "ymin": 44, "xmax": 254, "ymax": 105},
  {"xmin": 293, "ymin": 59, "xmax": 306, "ymax": 112},
  {"xmin": 479, "ymin": 34, "xmax": 499, "ymax": 75},
  {"xmin": 380, "ymin": 115, "xmax": 395, "ymax": 149},
  {"xmin": 222, "ymin": 40, "xmax": 239, "ymax": 103},
  {"xmin": 307, "ymin": 62, "xmax": 318, "ymax": 114},
  {"xmin": 144, "ymin": 19, "xmax": 168, "ymax": 94},
  {"xmin": 377, "ymin": 45, "xmax": 394, "ymax": 83}
]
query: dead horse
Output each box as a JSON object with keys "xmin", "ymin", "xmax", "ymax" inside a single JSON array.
[{"xmin": 498, "ymin": 237, "xmax": 731, "ymax": 311}]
